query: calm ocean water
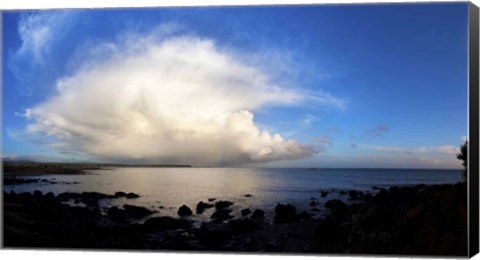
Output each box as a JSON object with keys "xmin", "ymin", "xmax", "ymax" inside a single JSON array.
[{"xmin": 3, "ymin": 167, "xmax": 463, "ymax": 221}]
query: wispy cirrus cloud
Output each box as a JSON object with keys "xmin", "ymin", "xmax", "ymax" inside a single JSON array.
[
  {"xmin": 8, "ymin": 10, "xmax": 78, "ymax": 85},
  {"xmin": 362, "ymin": 125, "xmax": 390, "ymax": 141},
  {"xmin": 312, "ymin": 135, "xmax": 332, "ymax": 145},
  {"xmin": 417, "ymin": 157, "xmax": 440, "ymax": 165},
  {"xmin": 311, "ymin": 134, "xmax": 333, "ymax": 153},
  {"xmin": 301, "ymin": 114, "xmax": 318, "ymax": 127},
  {"xmin": 15, "ymin": 11, "xmax": 76, "ymax": 63},
  {"xmin": 14, "ymin": 26, "xmax": 347, "ymax": 166}
]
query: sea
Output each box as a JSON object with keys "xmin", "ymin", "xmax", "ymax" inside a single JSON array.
[{"xmin": 3, "ymin": 167, "xmax": 464, "ymax": 222}]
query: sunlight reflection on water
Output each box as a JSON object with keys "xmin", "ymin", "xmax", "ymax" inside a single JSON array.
[{"xmin": 4, "ymin": 167, "xmax": 463, "ymax": 221}]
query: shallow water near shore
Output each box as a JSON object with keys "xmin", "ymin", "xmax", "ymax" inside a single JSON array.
[{"xmin": 3, "ymin": 167, "xmax": 463, "ymax": 222}]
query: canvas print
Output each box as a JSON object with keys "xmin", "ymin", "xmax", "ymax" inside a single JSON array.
[{"xmin": 1, "ymin": 2, "xmax": 476, "ymax": 256}]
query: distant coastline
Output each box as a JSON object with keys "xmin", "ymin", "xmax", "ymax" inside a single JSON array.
[
  {"xmin": 2, "ymin": 160, "xmax": 463, "ymax": 177},
  {"xmin": 2, "ymin": 161, "xmax": 192, "ymax": 177}
]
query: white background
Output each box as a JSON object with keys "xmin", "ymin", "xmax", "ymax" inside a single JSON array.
[{"xmin": 1, "ymin": 0, "xmax": 479, "ymax": 260}]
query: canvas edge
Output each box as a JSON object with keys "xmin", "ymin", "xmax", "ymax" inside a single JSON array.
[
  {"xmin": 468, "ymin": 1, "xmax": 480, "ymax": 258},
  {"xmin": 0, "ymin": 2, "xmax": 477, "ymax": 258}
]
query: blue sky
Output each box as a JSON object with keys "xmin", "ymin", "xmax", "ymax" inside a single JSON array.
[{"xmin": 1, "ymin": 3, "xmax": 469, "ymax": 168}]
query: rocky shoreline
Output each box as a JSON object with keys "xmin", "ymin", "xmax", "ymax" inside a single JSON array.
[{"xmin": 3, "ymin": 182, "xmax": 467, "ymax": 256}]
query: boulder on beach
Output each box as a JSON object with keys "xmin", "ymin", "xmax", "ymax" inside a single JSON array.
[
  {"xmin": 274, "ymin": 204, "xmax": 297, "ymax": 224},
  {"xmin": 251, "ymin": 209, "xmax": 265, "ymax": 219},
  {"xmin": 56, "ymin": 192, "xmax": 80, "ymax": 201},
  {"xmin": 228, "ymin": 218, "xmax": 258, "ymax": 234},
  {"xmin": 108, "ymin": 207, "xmax": 127, "ymax": 222},
  {"xmin": 178, "ymin": 205, "xmax": 193, "ymax": 217},
  {"xmin": 3, "ymin": 178, "xmax": 40, "ymax": 185},
  {"xmin": 348, "ymin": 190, "xmax": 359, "ymax": 200},
  {"xmin": 320, "ymin": 191, "xmax": 329, "ymax": 198},
  {"xmin": 211, "ymin": 208, "xmax": 234, "ymax": 221},
  {"xmin": 196, "ymin": 201, "xmax": 214, "ymax": 214},
  {"xmin": 297, "ymin": 211, "xmax": 312, "ymax": 221},
  {"xmin": 199, "ymin": 221, "xmax": 233, "ymax": 246},
  {"xmin": 114, "ymin": 191, "xmax": 127, "ymax": 197},
  {"xmin": 82, "ymin": 192, "xmax": 114, "ymax": 200},
  {"xmin": 123, "ymin": 205, "xmax": 154, "ymax": 219},
  {"xmin": 215, "ymin": 200, "xmax": 233, "ymax": 209},
  {"xmin": 241, "ymin": 208, "xmax": 252, "ymax": 216},
  {"xmin": 126, "ymin": 192, "xmax": 140, "ymax": 199},
  {"xmin": 324, "ymin": 199, "xmax": 347, "ymax": 216},
  {"xmin": 244, "ymin": 194, "xmax": 253, "ymax": 198},
  {"xmin": 143, "ymin": 216, "xmax": 192, "ymax": 230},
  {"xmin": 56, "ymin": 191, "xmax": 115, "ymax": 207},
  {"xmin": 45, "ymin": 192, "xmax": 55, "ymax": 200}
]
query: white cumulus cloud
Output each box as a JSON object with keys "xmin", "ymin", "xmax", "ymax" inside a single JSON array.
[{"xmin": 19, "ymin": 29, "xmax": 341, "ymax": 165}]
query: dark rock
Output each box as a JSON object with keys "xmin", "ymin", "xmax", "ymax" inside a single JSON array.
[
  {"xmin": 297, "ymin": 211, "xmax": 312, "ymax": 221},
  {"xmin": 3, "ymin": 178, "xmax": 40, "ymax": 185},
  {"xmin": 311, "ymin": 207, "xmax": 320, "ymax": 212},
  {"xmin": 199, "ymin": 221, "xmax": 233, "ymax": 246},
  {"xmin": 348, "ymin": 190, "xmax": 359, "ymax": 199},
  {"xmin": 123, "ymin": 204, "xmax": 154, "ymax": 219},
  {"xmin": 211, "ymin": 208, "xmax": 234, "ymax": 221},
  {"xmin": 363, "ymin": 193, "xmax": 373, "ymax": 201},
  {"xmin": 325, "ymin": 199, "xmax": 347, "ymax": 215},
  {"xmin": 126, "ymin": 192, "xmax": 140, "ymax": 199},
  {"xmin": 320, "ymin": 191, "xmax": 329, "ymax": 198},
  {"xmin": 114, "ymin": 191, "xmax": 127, "ymax": 197},
  {"xmin": 208, "ymin": 198, "xmax": 216, "ymax": 202},
  {"xmin": 143, "ymin": 216, "xmax": 192, "ymax": 230},
  {"xmin": 274, "ymin": 204, "xmax": 297, "ymax": 224},
  {"xmin": 314, "ymin": 218, "xmax": 341, "ymax": 247},
  {"xmin": 196, "ymin": 201, "xmax": 214, "ymax": 214},
  {"xmin": 215, "ymin": 200, "xmax": 233, "ymax": 209},
  {"xmin": 228, "ymin": 218, "xmax": 258, "ymax": 234},
  {"xmin": 56, "ymin": 192, "xmax": 122, "ymax": 208},
  {"xmin": 251, "ymin": 209, "xmax": 265, "ymax": 219},
  {"xmin": 108, "ymin": 207, "xmax": 127, "ymax": 222},
  {"xmin": 314, "ymin": 183, "xmax": 468, "ymax": 255},
  {"xmin": 415, "ymin": 184, "xmax": 427, "ymax": 190},
  {"xmin": 82, "ymin": 192, "xmax": 114, "ymax": 200},
  {"xmin": 44, "ymin": 192, "xmax": 55, "ymax": 200},
  {"xmin": 371, "ymin": 188, "xmax": 390, "ymax": 203},
  {"xmin": 241, "ymin": 208, "xmax": 252, "ymax": 216},
  {"xmin": 310, "ymin": 201, "xmax": 318, "ymax": 207},
  {"xmin": 178, "ymin": 205, "xmax": 193, "ymax": 217},
  {"xmin": 33, "ymin": 190, "xmax": 43, "ymax": 197},
  {"xmin": 339, "ymin": 190, "xmax": 347, "ymax": 195},
  {"xmin": 56, "ymin": 192, "xmax": 79, "ymax": 201},
  {"xmin": 244, "ymin": 194, "xmax": 253, "ymax": 197}
]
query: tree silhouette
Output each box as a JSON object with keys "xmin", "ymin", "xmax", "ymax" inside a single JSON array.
[{"xmin": 457, "ymin": 141, "xmax": 468, "ymax": 180}]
